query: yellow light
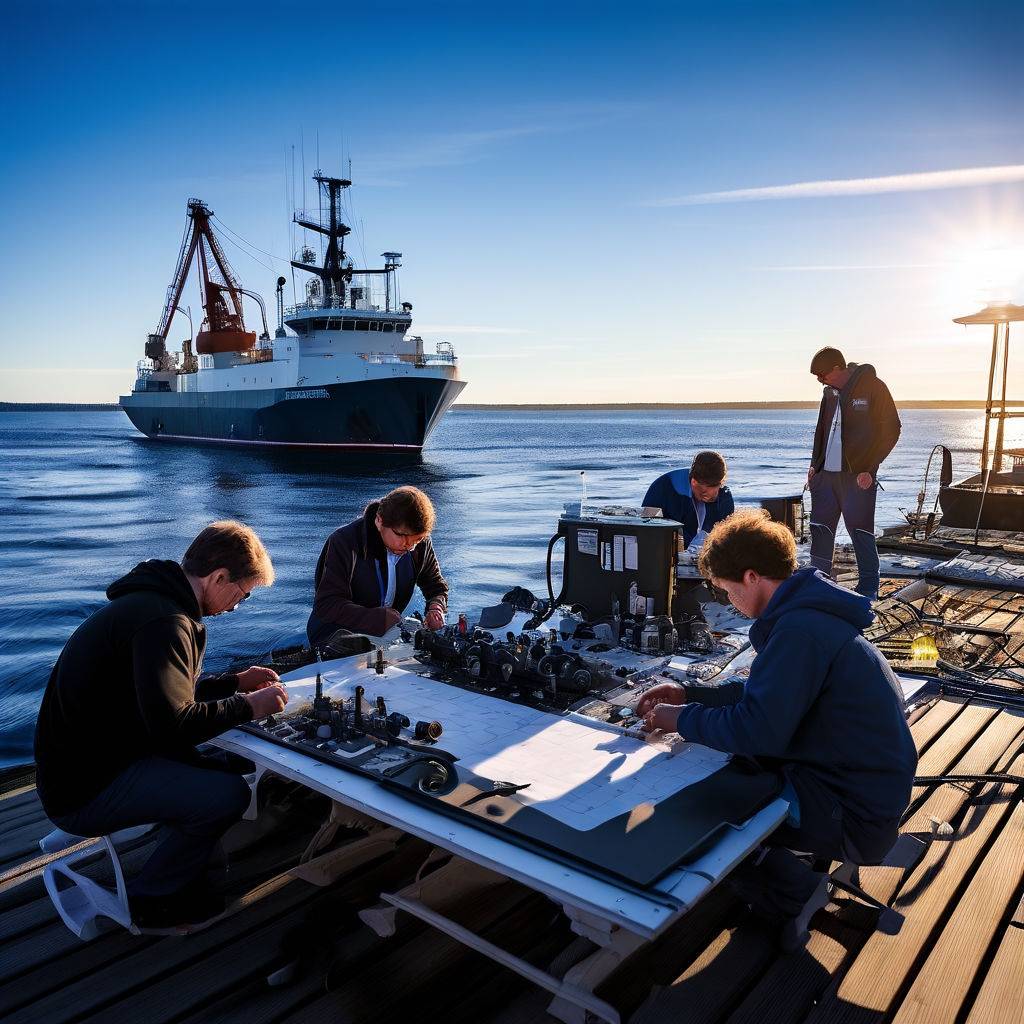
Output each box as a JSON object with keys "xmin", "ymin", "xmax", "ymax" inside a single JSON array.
[{"xmin": 910, "ymin": 633, "xmax": 940, "ymax": 664}]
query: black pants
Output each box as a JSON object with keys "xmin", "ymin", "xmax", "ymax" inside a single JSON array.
[
  {"xmin": 730, "ymin": 770, "xmax": 900, "ymax": 919},
  {"xmin": 52, "ymin": 751, "xmax": 251, "ymax": 899}
]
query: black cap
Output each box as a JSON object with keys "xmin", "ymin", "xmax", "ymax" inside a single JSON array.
[{"xmin": 810, "ymin": 346, "xmax": 846, "ymax": 375}]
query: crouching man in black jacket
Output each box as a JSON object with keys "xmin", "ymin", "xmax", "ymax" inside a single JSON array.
[{"xmin": 34, "ymin": 521, "xmax": 287, "ymax": 929}]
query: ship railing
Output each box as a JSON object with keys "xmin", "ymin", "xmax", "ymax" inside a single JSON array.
[
  {"xmin": 285, "ymin": 301, "xmax": 394, "ymax": 317},
  {"xmin": 358, "ymin": 350, "xmax": 458, "ymax": 367}
]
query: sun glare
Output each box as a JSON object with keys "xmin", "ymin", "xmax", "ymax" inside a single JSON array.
[{"xmin": 956, "ymin": 244, "xmax": 1024, "ymax": 305}]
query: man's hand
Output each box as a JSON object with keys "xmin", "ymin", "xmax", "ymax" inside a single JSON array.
[
  {"xmin": 236, "ymin": 666, "xmax": 281, "ymax": 693},
  {"xmin": 642, "ymin": 704, "xmax": 684, "ymax": 734},
  {"xmin": 244, "ymin": 683, "xmax": 288, "ymax": 719},
  {"xmin": 807, "ymin": 466, "xmax": 816, "ymax": 484},
  {"xmin": 424, "ymin": 607, "xmax": 445, "ymax": 630},
  {"xmin": 635, "ymin": 681, "xmax": 687, "ymax": 719},
  {"xmin": 856, "ymin": 472, "xmax": 873, "ymax": 490}
]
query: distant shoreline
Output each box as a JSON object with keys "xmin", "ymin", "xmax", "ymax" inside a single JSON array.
[
  {"xmin": 0, "ymin": 399, "xmax": 1009, "ymax": 412},
  {"xmin": 453, "ymin": 400, "xmax": 1004, "ymax": 411},
  {"xmin": 0, "ymin": 403, "xmax": 123, "ymax": 411}
]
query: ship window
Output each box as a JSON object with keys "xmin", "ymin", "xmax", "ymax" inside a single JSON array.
[
  {"xmin": 342, "ymin": 319, "xmax": 354, "ymax": 330},
  {"xmin": 356, "ymin": 321, "xmax": 369, "ymax": 331},
  {"xmin": 383, "ymin": 323, "xmax": 394, "ymax": 332},
  {"xmin": 369, "ymin": 321, "xmax": 380, "ymax": 331}
]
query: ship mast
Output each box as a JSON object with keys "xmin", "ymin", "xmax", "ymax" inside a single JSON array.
[{"xmin": 291, "ymin": 172, "xmax": 396, "ymax": 309}]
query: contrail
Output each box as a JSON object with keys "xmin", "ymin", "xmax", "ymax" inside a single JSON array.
[{"xmin": 652, "ymin": 164, "xmax": 1024, "ymax": 206}]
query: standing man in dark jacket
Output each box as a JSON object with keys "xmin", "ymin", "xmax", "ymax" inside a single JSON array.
[
  {"xmin": 34, "ymin": 521, "xmax": 286, "ymax": 929},
  {"xmin": 807, "ymin": 348, "xmax": 901, "ymax": 600},
  {"xmin": 638, "ymin": 510, "xmax": 916, "ymax": 933},
  {"xmin": 307, "ymin": 486, "xmax": 448, "ymax": 644}
]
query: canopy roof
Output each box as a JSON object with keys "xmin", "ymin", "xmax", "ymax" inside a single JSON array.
[{"xmin": 953, "ymin": 302, "xmax": 1024, "ymax": 325}]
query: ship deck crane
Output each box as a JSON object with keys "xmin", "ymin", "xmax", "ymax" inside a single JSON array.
[{"xmin": 147, "ymin": 199, "xmax": 257, "ymax": 362}]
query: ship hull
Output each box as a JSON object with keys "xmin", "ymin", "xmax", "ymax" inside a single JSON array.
[
  {"xmin": 938, "ymin": 483, "xmax": 1024, "ymax": 532},
  {"xmin": 120, "ymin": 376, "xmax": 465, "ymax": 451}
]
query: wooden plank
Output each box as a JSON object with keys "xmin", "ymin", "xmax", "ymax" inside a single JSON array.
[
  {"xmin": 7, "ymin": 838, "xmax": 431, "ymax": 1024},
  {"xmin": 172, "ymin": 843, "xmax": 474, "ymax": 1024},
  {"xmin": 856, "ymin": 709, "xmax": 1024, "ymax": 911},
  {"xmin": 0, "ymin": 810, "xmax": 343, "ymax": 997},
  {"xmin": 806, "ymin": 753, "xmax": 1024, "ymax": 1024},
  {"xmin": 965, "ymin": 916, "xmax": 1024, "ymax": 1024},
  {"xmin": 904, "ymin": 708, "xmax": 1024, "ymax": 833},
  {"xmin": 891, "ymin": 799, "xmax": 1024, "ymax": 1024},
  {"xmin": 0, "ymin": 803, "xmax": 48, "ymax": 831},
  {"xmin": 594, "ymin": 886, "xmax": 736, "ymax": 1015},
  {"xmin": 630, "ymin": 919, "xmax": 777, "ymax": 1024},
  {"xmin": 907, "ymin": 702, "xmax": 1000, "ymax": 806},
  {"xmin": 0, "ymin": 815, "xmax": 60, "ymax": 867},
  {"xmin": 0, "ymin": 788, "xmax": 43, "ymax": 817},
  {"xmin": 907, "ymin": 698, "xmax": 966, "ymax": 756},
  {"xmin": 391, "ymin": 890, "xmax": 573, "ymax": 1024},
  {"xmin": 722, "ymin": 907, "xmax": 871, "ymax": 1024},
  {"xmin": 277, "ymin": 884, "xmax": 539, "ymax": 1024}
]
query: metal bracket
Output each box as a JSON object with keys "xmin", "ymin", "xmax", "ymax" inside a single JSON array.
[
  {"xmin": 359, "ymin": 853, "xmax": 504, "ymax": 937},
  {"xmin": 547, "ymin": 906, "xmax": 646, "ymax": 1024},
  {"xmin": 382, "ymin": 890, "xmax": 625, "ymax": 1024}
]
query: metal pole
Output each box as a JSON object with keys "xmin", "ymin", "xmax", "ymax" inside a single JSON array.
[
  {"xmin": 993, "ymin": 323, "xmax": 1010, "ymax": 473},
  {"xmin": 980, "ymin": 323, "xmax": 998, "ymax": 473}
]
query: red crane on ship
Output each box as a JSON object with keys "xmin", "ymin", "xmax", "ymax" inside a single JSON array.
[{"xmin": 146, "ymin": 199, "xmax": 257, "ymax": 363}]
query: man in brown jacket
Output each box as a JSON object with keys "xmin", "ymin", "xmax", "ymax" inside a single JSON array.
[{"xmin": 307, "ymin": 486, "xmax": 448, "ymax": 643}]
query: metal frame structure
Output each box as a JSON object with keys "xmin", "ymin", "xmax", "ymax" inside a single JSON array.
[{"xmin": 212, "ymin": 649, "xmax": 791, "ymax": 1024}]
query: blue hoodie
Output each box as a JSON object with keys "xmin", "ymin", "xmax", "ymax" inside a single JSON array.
[
  {"xmin": 676, "ymin": 568, "xmax": 917, "ymax": 855},
  {"xmin": 642, "ymin": 470, "xmax": 735, "ymax": 547}
]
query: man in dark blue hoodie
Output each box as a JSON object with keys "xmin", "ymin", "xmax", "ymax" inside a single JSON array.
[{"xmin": 637, "ymin": 509, "xmax": 916, "ymax": 926}]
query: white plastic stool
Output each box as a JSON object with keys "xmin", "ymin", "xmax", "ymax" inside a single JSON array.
[
  {"xmin": 40, "ymin": 824, "xmax": 154, "ymax": 940},
  {"xmin": 242, "ymin": 767, "xmax": 272, "ymax": 821}
]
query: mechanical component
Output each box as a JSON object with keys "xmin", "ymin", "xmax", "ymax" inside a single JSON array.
[{"xmin": 415, "ymin": 720, "xmax": 444, "ymax": 742}]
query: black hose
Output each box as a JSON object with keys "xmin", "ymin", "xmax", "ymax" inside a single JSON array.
[
  {"xmin": 914, "ymin": 773, "xmax": 1024, "ymax": 787},
  {"xmin": 534, "ymin": 532, "xmax": 565, "ymax": 627}
]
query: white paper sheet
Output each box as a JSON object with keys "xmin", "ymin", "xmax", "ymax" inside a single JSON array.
[{"xmin": 282, "ymin": 663, "xmax": 728, "ymax": 831}]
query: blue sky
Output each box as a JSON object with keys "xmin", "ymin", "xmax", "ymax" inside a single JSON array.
[{"xmin": 2, "ymin": 0, "xmax": 1023, "ymax": 403}]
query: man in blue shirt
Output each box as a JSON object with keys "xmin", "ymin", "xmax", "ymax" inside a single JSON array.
[{"xmin": 642, "ymin": 451, "xmax": 735, "ymax": 549}]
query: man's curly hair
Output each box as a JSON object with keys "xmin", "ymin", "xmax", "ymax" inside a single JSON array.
[{"xmin": 697, "ymin": 508, "xmax": 797, "ymax": 582}]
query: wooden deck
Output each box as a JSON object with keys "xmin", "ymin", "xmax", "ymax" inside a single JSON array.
[{"xmin": 2, "ymin": 693, "xmax": 1023, "ymax": 1024}]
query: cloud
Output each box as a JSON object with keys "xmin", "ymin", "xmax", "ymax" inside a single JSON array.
[
  {"xmin": 755, "ymin": 263, "xmax": 947, "ymax": 271},
  {"xmin": 651, "ymin": 164, "xmax": 1024, "ymax": 207},
  {"xmin": 358, "ymin": 102, "xmax": 642, "ymax": 184},
  {"xmin": 0, "ymin": 367, "xmax": 127, "ymax": 373}
]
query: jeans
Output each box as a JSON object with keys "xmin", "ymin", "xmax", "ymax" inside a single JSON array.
[
  {"xmin": 51, "ymin": 752, "xmax": 251, "ymax": 899},
  {"xmin": 809, "ymin": 470, "xmax": 880, "ymax": 598}
]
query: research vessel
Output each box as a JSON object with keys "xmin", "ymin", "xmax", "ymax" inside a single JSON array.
[{"xmin": 120, "ymin": 174, "xmax": 465, "ymax": 451}]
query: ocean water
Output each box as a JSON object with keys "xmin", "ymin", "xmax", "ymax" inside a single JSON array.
[{"xmin": 1, "ymin": 406, "xmax": 1013, "ymax": 768}]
